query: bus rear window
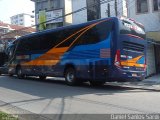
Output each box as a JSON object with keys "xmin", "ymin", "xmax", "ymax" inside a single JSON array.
[{"xmin": 120, "ymin": 20, "xmax": 146, "ymax": 39}]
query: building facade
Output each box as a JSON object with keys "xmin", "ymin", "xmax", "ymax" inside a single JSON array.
[
  {"xmin": 10, "ymin": 13, "xmax": 35, "ymax": 27},
  {"xmin": 31, "ymin": 0, "xmax": 127, "ymax": 30},
  {"xmin": 31, "ymin": 0, "xmax": 64, "ymax": 30},
  {"xmin": 0, "ymin": 22, "xmax": 35, "ymax": 52},
  {"xmin": 69, "ymin": 0, "xmax": 127, "ymax": 25},
  {"xmin": 127, "ymin": 0, "xmax": 160, "ymax": 76},
  {"xmin": 127, "ymin": 0, "xmax": 160, "ymax": 33}
]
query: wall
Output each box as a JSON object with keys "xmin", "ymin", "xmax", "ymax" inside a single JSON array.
[
  {"xmin": 127, "ymin": 0, "xmax": 160, "ymax": 32},
  {"xmin": 147, "ymin": 32, "xmax": 160, "ymax": 41},
  {"xmin": 71, "ymin": 0, "xmax": 127, "ymax": 25},
  {"xmin": 24, "ymin": 15, "xmax": 34, "ymax": 27},
  {"xmin": 33, "ymin": 0, "xmax": 129, "ymax": 28},
  {"xmin": 64, "ymin": 0, "xmax": 73, "ymax": 25},
  {"xmin": 71, "ymin": 0, "xmax": 87, "ymax": 24}
]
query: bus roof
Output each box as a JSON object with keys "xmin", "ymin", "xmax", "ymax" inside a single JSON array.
[{"xmin": 19, "ymin": 17, "xmax": 119, "ymax": 39}]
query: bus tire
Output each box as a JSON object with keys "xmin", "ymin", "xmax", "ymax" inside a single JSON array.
[
  {"xmin": 16, "ymin": 66, "xmax": 24, "ymax": 79},
  {"xmin": 65, "ymin": 67, "xmax": 77, "ymax": 86},
  {"xmin": 9, "ymin": 74, "xmax": 13, "ymax": 77},
  {"xmin": 90, "ymin": 81, "xmax": 106, "ymax": 86},
  {"xmin": 39, "ymin": 76, "xmax": 46, "ymax": 80}
]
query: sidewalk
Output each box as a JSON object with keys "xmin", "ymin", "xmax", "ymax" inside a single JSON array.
[
  {"xmin": 143, "ymin": 74, "xmax": 160, "ymax": 84},
  {"xmin": 106, "ymin": 74, "xmax": 160, "ymax": 91}
]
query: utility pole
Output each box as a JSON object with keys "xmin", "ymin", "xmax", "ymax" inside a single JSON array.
[
  {"xmin": 115, "ymin": 0, "xmax": 118, "ymax": 16},
  {"xmin": 107, "ymin": 3, "xmax": 110, "ymax": 17}
]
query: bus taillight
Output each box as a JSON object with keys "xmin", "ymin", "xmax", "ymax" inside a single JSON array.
[
  {"xmin": 114, "ymin": 50, "xmax": 121, "ymax": 68},
  {"xmin": 143, "ymin": 58, "xmax": 147, "ymax": 71}
]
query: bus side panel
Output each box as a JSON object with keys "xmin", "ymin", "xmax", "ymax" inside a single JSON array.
[
  {"xmin": 60, "ymin": 34, "xmax": 112, "ymax": 81},
  {"xmin": 109, "ymin": 18, "xmax": 120, "ymax": 79},
  {"xmin": 8, "ymin": 17, "xmax": 116, "ymax": 80}
]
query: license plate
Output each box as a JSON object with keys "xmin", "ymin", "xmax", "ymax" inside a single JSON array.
[{"xmin": 132, "ymin": 73, "xmax": 137, "ymax": 77}]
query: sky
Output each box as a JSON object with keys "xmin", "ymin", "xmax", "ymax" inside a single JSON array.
[{"xmin": 0, "ymin": 0, "xmax": 35, "ymax": 23}]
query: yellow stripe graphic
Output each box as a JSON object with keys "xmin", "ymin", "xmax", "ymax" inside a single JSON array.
[
  {"xmin": 121, "ymin": 56, "xmax": 145, "ymax": 67},
  {"xmin": 22, "ymin": 19, "xmax": 111, "ymax": 66}
]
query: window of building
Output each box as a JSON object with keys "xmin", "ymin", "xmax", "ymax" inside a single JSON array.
[
  {"xmin": 86, "ymin": 0, "xmax": 101, "ymax": 21},
  {"xmin": 50, "ymin": 0, "xmax": 61, "ymax": 9},
  {"xmin": 15, "ymin": 15, "xmax": 18, "ymax": 19},
  {"xmin": 153, "ymin": 0, "xmax": 160, "ymax": 11},
  {"xmin": 19, "ymin": 14, "xmax": 23, "ymax": 17},
  {"xmin": 37, "ymin": 1, "xmax": 48, "ymax": 11},
  {"xmin": 20, "ymin": 23, "xmax": 24, "ymax": 26},
  {"xmin": 136, "ymin": 0, "xmax": 148, "ymax": 13},
  {"xmin": 31, "ymin": 15, "xmax": 34, "ymax": 18}
]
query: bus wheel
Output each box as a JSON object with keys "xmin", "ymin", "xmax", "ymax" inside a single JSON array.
[
  {"xmin": 39, "ymin": 76, "xmax": 46, "ymax": 80},
  {"xmin": 9, "ymin": 74, "xmax": 13, "ymax": 77},
  {"xmin": 65, "ymin": 68, "xmax": 77, "ymax": 86},
  {"xmin": 90, "ymin": 81, "xmax": 106, "ymax": 86},
  {"xmin": 16, "ymin": 67, "xmax": 24, "ymax": 79},
  {"xmin": 138, "ymin": 77, "xmax": 145, "ymax": 81}
]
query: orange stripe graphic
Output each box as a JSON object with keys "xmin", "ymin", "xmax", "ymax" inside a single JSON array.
[
  {"xmin": 121, "ymin": 56, "xmax": 145, "ymax": 67},
  {"xmin": 22, "ymin": 19, "xmax": 111, "ymax": 66}
]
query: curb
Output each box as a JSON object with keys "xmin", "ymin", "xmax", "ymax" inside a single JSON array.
[{"xmin": 105, "ymin": 82, "xmax": 160, "ymax": 91}]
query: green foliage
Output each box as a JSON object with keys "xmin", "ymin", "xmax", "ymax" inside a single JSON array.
[{"xmin": 0, "ymin": 111, "xmax": 18, "ymax": 120}]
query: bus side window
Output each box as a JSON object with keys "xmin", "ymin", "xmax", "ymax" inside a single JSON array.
[
  {"xmin": 57, "ymin": 27, "xmax": 83, "ymax": 48},
  {"xmin": 76, "ymin": 21, "xmax": 113, "ymax": 46}
]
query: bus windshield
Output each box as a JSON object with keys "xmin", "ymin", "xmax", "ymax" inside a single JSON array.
[{"xmin": 119, "ymin": 19, "xmax": 146, "ymax": 39}]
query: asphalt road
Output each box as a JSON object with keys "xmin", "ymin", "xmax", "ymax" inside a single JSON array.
[{"xmin": 0, "ymin": 75, "xmax": 160, "ymax": 116}]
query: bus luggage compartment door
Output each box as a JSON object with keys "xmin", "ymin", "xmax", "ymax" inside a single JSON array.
[{"xmin": 89, "ymin": 60, "xmax": 109, "ymax": 81}]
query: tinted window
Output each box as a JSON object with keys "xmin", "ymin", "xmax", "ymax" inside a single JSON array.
[
  {"xmin": 32, "ymin": 32, "xmax": 60, "ymax": 50},
  {"xmin": 17, "ymin": 30, "xmax": 65, "ymax": 52},
  {"xmin": 27, "ymin": 32, "xmax": 60, "ymax": 51},
  {"xmin": 16, "ymin": 25, "xmax": 86, "ymax": 52},
  {"xmin": 57, "ymin": 26, "xmax": 84, "ymax": 48},
  {"xmin": 57, "ymin": 32, "xmax": 77, "ymax": 48},
  {"xmin": 36, "ymin": 25, "xmax": 86, "ymax": 49},
  {"xmin": 16, "ymin": 20, "xmax": 113, "ymax": 52},
  {"xmin": 76, "ymin": 21, "xmax": 113, "ymax": 46},
  {"xmin": 16, "ymin": 39, "xmax": 28, "ymax": 52},
  {"xmin": 120, "ymin": 20, "xmax": 146, "ymax": 39}
]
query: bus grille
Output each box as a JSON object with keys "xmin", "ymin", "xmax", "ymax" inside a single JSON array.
[{"xmin": 123, "ymin": 41, "xmax": 144, "ymax": 52}]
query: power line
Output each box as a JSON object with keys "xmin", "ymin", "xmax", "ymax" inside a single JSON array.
[
  {"xmin": 0, "ymin": 0, "xmax": 113, "ymax": 38},
  {"xmin": 0, "ymin": 0, "xmax": 138, "ymax": 38}
]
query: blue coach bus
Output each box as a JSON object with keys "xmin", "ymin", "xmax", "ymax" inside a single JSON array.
[{"xmin": 8, "ymin": 17, "xmax": 146, "ymax": 85}]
